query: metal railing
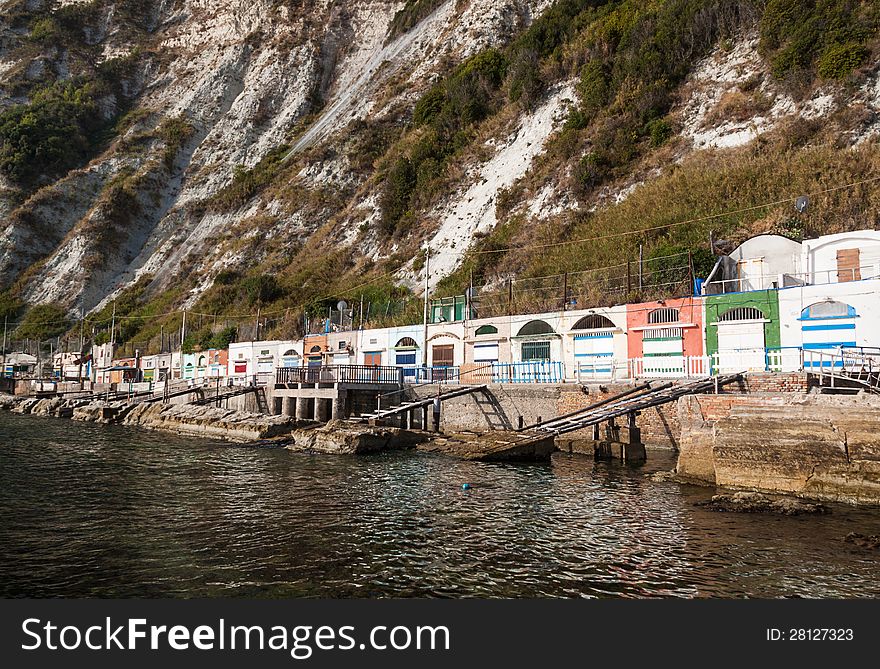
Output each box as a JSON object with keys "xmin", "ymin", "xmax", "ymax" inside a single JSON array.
[
  {"xmin": 803, "ymin": 348, "xmax": 880, "ymax": 391},
  {"xmin": 276, "ymin": 365, "xmax": 405, "ymax": 386},
  {"xmin": 703, "ymin": 263, "xmax": 879, "ymax": 294}
]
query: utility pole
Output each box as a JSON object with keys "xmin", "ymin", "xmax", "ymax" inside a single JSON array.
[
  {"xmin": 1, "ymin": 315, "xmax": 7, "ymax": 380},
  {"xmin": 562, "ymin": 272, "xmax": 569, "ymax": 312},
  {"xmin": 77, "ymin": 306, "xmax": 85, "ymax": 389},
  {"xmin": 110, "ymin": 300, "xmax": 117, "ymax": 351},
  {"xmin": 638, "ymin": 244, "xmax": 644, "ymax": 291},
  {"xmin": 422, "ymin": 246, "xmax": 430, "ymax": 368},
  {"xmin": 180, "ymin": 310, "xmax": 187, "ymax": 351},
  {"xmin": 254, "ymin": 308, "xmax": 261, "ymax": 342},
  {"xmin": 507, "ymin": 278, "xmax": 513, "ymax": 316}
]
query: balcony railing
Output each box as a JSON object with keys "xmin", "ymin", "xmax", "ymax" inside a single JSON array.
[
  {"xmin": 703, "ymin": 263, "xmax": 879, "ymax": 294},
  {"xmin": 276, "ymin": 365, "xmax": 405, "ymax": 386}
]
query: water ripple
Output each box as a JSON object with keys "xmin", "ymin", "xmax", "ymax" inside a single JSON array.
[{"xmin": 1, "ymin": 412, "xmax": 878, "ymax": 598}]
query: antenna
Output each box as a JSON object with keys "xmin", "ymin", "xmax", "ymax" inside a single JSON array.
[{"xmin": 795, "ymin": 195, "xmax": 809, "ymax": 214}]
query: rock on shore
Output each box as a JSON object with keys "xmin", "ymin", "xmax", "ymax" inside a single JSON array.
[
  {"xmin": 696, "ymin": 491, "xmax": 829, "ymax": 515},
  {"xmin": 124, "ymin": 402, "xmax": 297, "ymax": 442},
  {"xmin": 418, "ymin": 430, "xmax": 557, "ymax": 461},
  {"xmin": 286, "ymin": 421, "xmax": 430, "ymax": 455}
]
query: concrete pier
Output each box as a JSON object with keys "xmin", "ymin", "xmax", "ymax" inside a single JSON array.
[
  {"xmin": 281, "ymin": 397, "xmax": 295, "ymax": 417},
  {"xmin": 296, "ymin": 397, "xmax": 313, "ymax": 421},
  {"xmin": 315, "ymin": 398, "xmax": 331, "ymax": 423}
]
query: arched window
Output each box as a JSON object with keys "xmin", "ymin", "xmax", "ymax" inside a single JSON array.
[
  {"xmin": 198, "ymin": 355, "xmax": 206, "ymax": 367},
  {"xmin": 282, "ymin": 349, "xmax": 299, "ymax": 357},
  {"xmin": 648, "ymin": 308, "xmax": 679, "ymax": 324},
  {"xmin": 309, "ymin": 345, "xmax": 322, "ymax": 354},
  {"xmin": 718, "ymin": 307, "xmax": 765, "ymax": 322},
  {"xmin": 801, "ymin": 301, "xmax": 855, "ymax": 319},
  {"xmin": 572, "ymin": 314, "xmax": 615, "ymax": 330},
  {"xmin": 475, "ymin": 325, "xmax": 498, "ymax": 335},
  {"xmin": 395, "ymin": 337, "xmax": 418, "ymax": 348},
  {"xmin": 517, "ymin": 320, "xmax": 555, "ymax": 337}
]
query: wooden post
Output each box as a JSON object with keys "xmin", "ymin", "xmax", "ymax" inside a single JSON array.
[
  {"xmin": 562, "ymin": 272, "xmax": 568, "ymax": 311},
  {"xmin": 638, "ymin": 244, "xmax": 644, "ymax": 291},
  {"xmin": 432, "ymin": 396, "xmax": 441, "ymax": 432},
  {"xmin": 688, "ymin": 250, "xmax": 695, "ymax": 295}
]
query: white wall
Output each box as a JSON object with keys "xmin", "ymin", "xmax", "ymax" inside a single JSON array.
[
  {"xmin": 802, "ymin": 229, "xmax": 880, "ymax": 283},
  {"xmin": 778, "ymin": 281, "xmax": 880, "ymax": 369},
  {"xmin": 558, "ymin": 305, "xmax": 628, "ymax": 379},
  {"xmin": 728, "ymin": 235, "xmax": 803, "ymax": 290}
]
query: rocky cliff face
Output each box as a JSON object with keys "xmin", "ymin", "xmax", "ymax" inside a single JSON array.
[{"xmin": 0, "ymin": 1, "xmax": 878, "ymax": 343}]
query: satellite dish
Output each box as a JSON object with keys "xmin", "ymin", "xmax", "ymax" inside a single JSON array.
[
  {"xmin": 336, "ymin": 300, "xmax": 348, "ymax": 312},
  {"xmin": 795, "ymin": 196, "xmax": 809, "ymax": 214}
]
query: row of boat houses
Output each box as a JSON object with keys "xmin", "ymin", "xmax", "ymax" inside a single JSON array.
[{"xmin": 28, "ymin": 229, "xmax": 880, "ymax": 385}]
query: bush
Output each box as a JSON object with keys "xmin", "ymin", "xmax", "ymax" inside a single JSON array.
[
  {"xmin": 210, "ymin": 325, "xmax": 238, "ymax": 349},
  {"xmin": 646, "ymin": 118, "xmax": 672, "ymax": 147},
  {"xmin": 412, "ymin": 85, "xmax": 445, "ymax": 127},
  {"xmin": 387, "ymin": 0, "xmax": 445, "ymax": 41},
  {"xmin": 0, "ymin": 81, "xmax": 104, "ymax": 186},
  {"xmin": 759, "ymin": 0, "xmax": 876, "ymax": 80},
  {"xmin": 577, "ymin": 60, "xmax": 609, "ymax": 118},
  {"xmin": 158, "ymin": 114, "xmax": 195, "ymax": 170},
  {"xmin": 817, "ymin": 41, "xmax": 868, "ymax": 79},
  {"xmin": 207, "ymin": 144, "xmax": 289, "ymax": 211},
  {"xmin": 240, "ymin": 275, "xmax": 283, "ymax": 306},
  {"xmin": 507, "ymin": 49, "xmax": 543, "ymax": 105},
  {"xmin": 14, "ymin": 304, "xmax": 71, "ymax": 340},
  {"xmin": 379, "ymin": 157, "xmax": 417, "ymax": 235}
]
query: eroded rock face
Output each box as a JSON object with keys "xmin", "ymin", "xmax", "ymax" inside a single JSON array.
[
  {"xmin": 696, "ymin": 492, "xmax": 829, "ymax": 515},
  {"xmin": 123, "ymin": 402, "xmax": 296, "ymax": 442},
  {"xmin": 676, "ymin": 395, "xmax": 880, "ymax": 504}
]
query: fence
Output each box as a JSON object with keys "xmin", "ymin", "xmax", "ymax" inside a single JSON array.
[{"xmin": 276, "ymin": 365, "xmax": 405, "ymax": 386}]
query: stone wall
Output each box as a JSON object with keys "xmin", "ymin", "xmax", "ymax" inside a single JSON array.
[
  {"xmin": 676, "ymin": 394, "xmax": 880, "ymax": 504},
  {"xmin": 408, "ymin": 384, "xmax": 562, "ymax": 433},
  {"xmin": 405, "ymin": 373, "xmax": 817, "ymax": 447}
]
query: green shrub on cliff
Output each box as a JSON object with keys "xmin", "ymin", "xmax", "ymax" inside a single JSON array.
[
  {"xmin": 14, "ymin": 304, "xmax": 71, "ymax": 341},
  {"xmin": 0, "ymin": 81, "xmax": 103, "ymax": 186}
]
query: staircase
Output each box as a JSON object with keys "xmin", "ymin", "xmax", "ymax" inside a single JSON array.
[{"xmin": 805, "ymin": 349, "xmax": 880, "ymax": 395}]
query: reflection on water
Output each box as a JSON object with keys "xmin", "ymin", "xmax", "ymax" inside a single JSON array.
[{"xmin": 1, "ymin": 411, "xmax": 878, "ymax": 598}]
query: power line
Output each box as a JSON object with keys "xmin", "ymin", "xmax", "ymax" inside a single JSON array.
[{"xmin": 470, "ymin": 175, "xmax": 880, "ymax": 255}]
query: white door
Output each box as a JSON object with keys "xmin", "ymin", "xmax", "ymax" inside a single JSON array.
[
  {"xmin": 642, "ymin": 328, "xmax": 685, "ymax": 377},
  {"xmin": 716, "ymin": 322, "xmax": 765, "ymax": 371},
  {"xmin": 574, "ymin": 333, "xmax": 614, "ymax": 378}
]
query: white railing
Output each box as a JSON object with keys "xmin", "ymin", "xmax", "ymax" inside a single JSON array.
[
  {"xmin": 803, "ymin": 348, "xmax": 880, "ymax": 390},
  {"xmin": 711, "ymin": 348, "xmax": 768, "ymax": 374},
  {"xmin": 627, "ymin": 356, "xmax": 710, "ymax": 379},
  {"xmin": 703, "ymin": 263, "xmax": 879, "ymax": 294},
  {"xmin": 575, "ymin": 360, "xmax": 628, "ymax": 383}
]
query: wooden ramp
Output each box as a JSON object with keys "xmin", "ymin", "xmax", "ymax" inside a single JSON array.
[
  {"xmin": 187, "ymin": 385, "xmax": 262, "ymax": 406},
  {"xmin": 532, "ymin": 374, "xmax": 743, "ymax": 437},
  {"xmin": 357, "ymin": 385, "xmax": 489, "ymax": 423}
]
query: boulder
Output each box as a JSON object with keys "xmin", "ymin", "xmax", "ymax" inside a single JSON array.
[
  {"xmin": 287, "ymin": 420, "xmax": 428, "ymax": 454},
  {"xmin": 696, "ymin": 491, "xmax": 829, "ymax": 515}
]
